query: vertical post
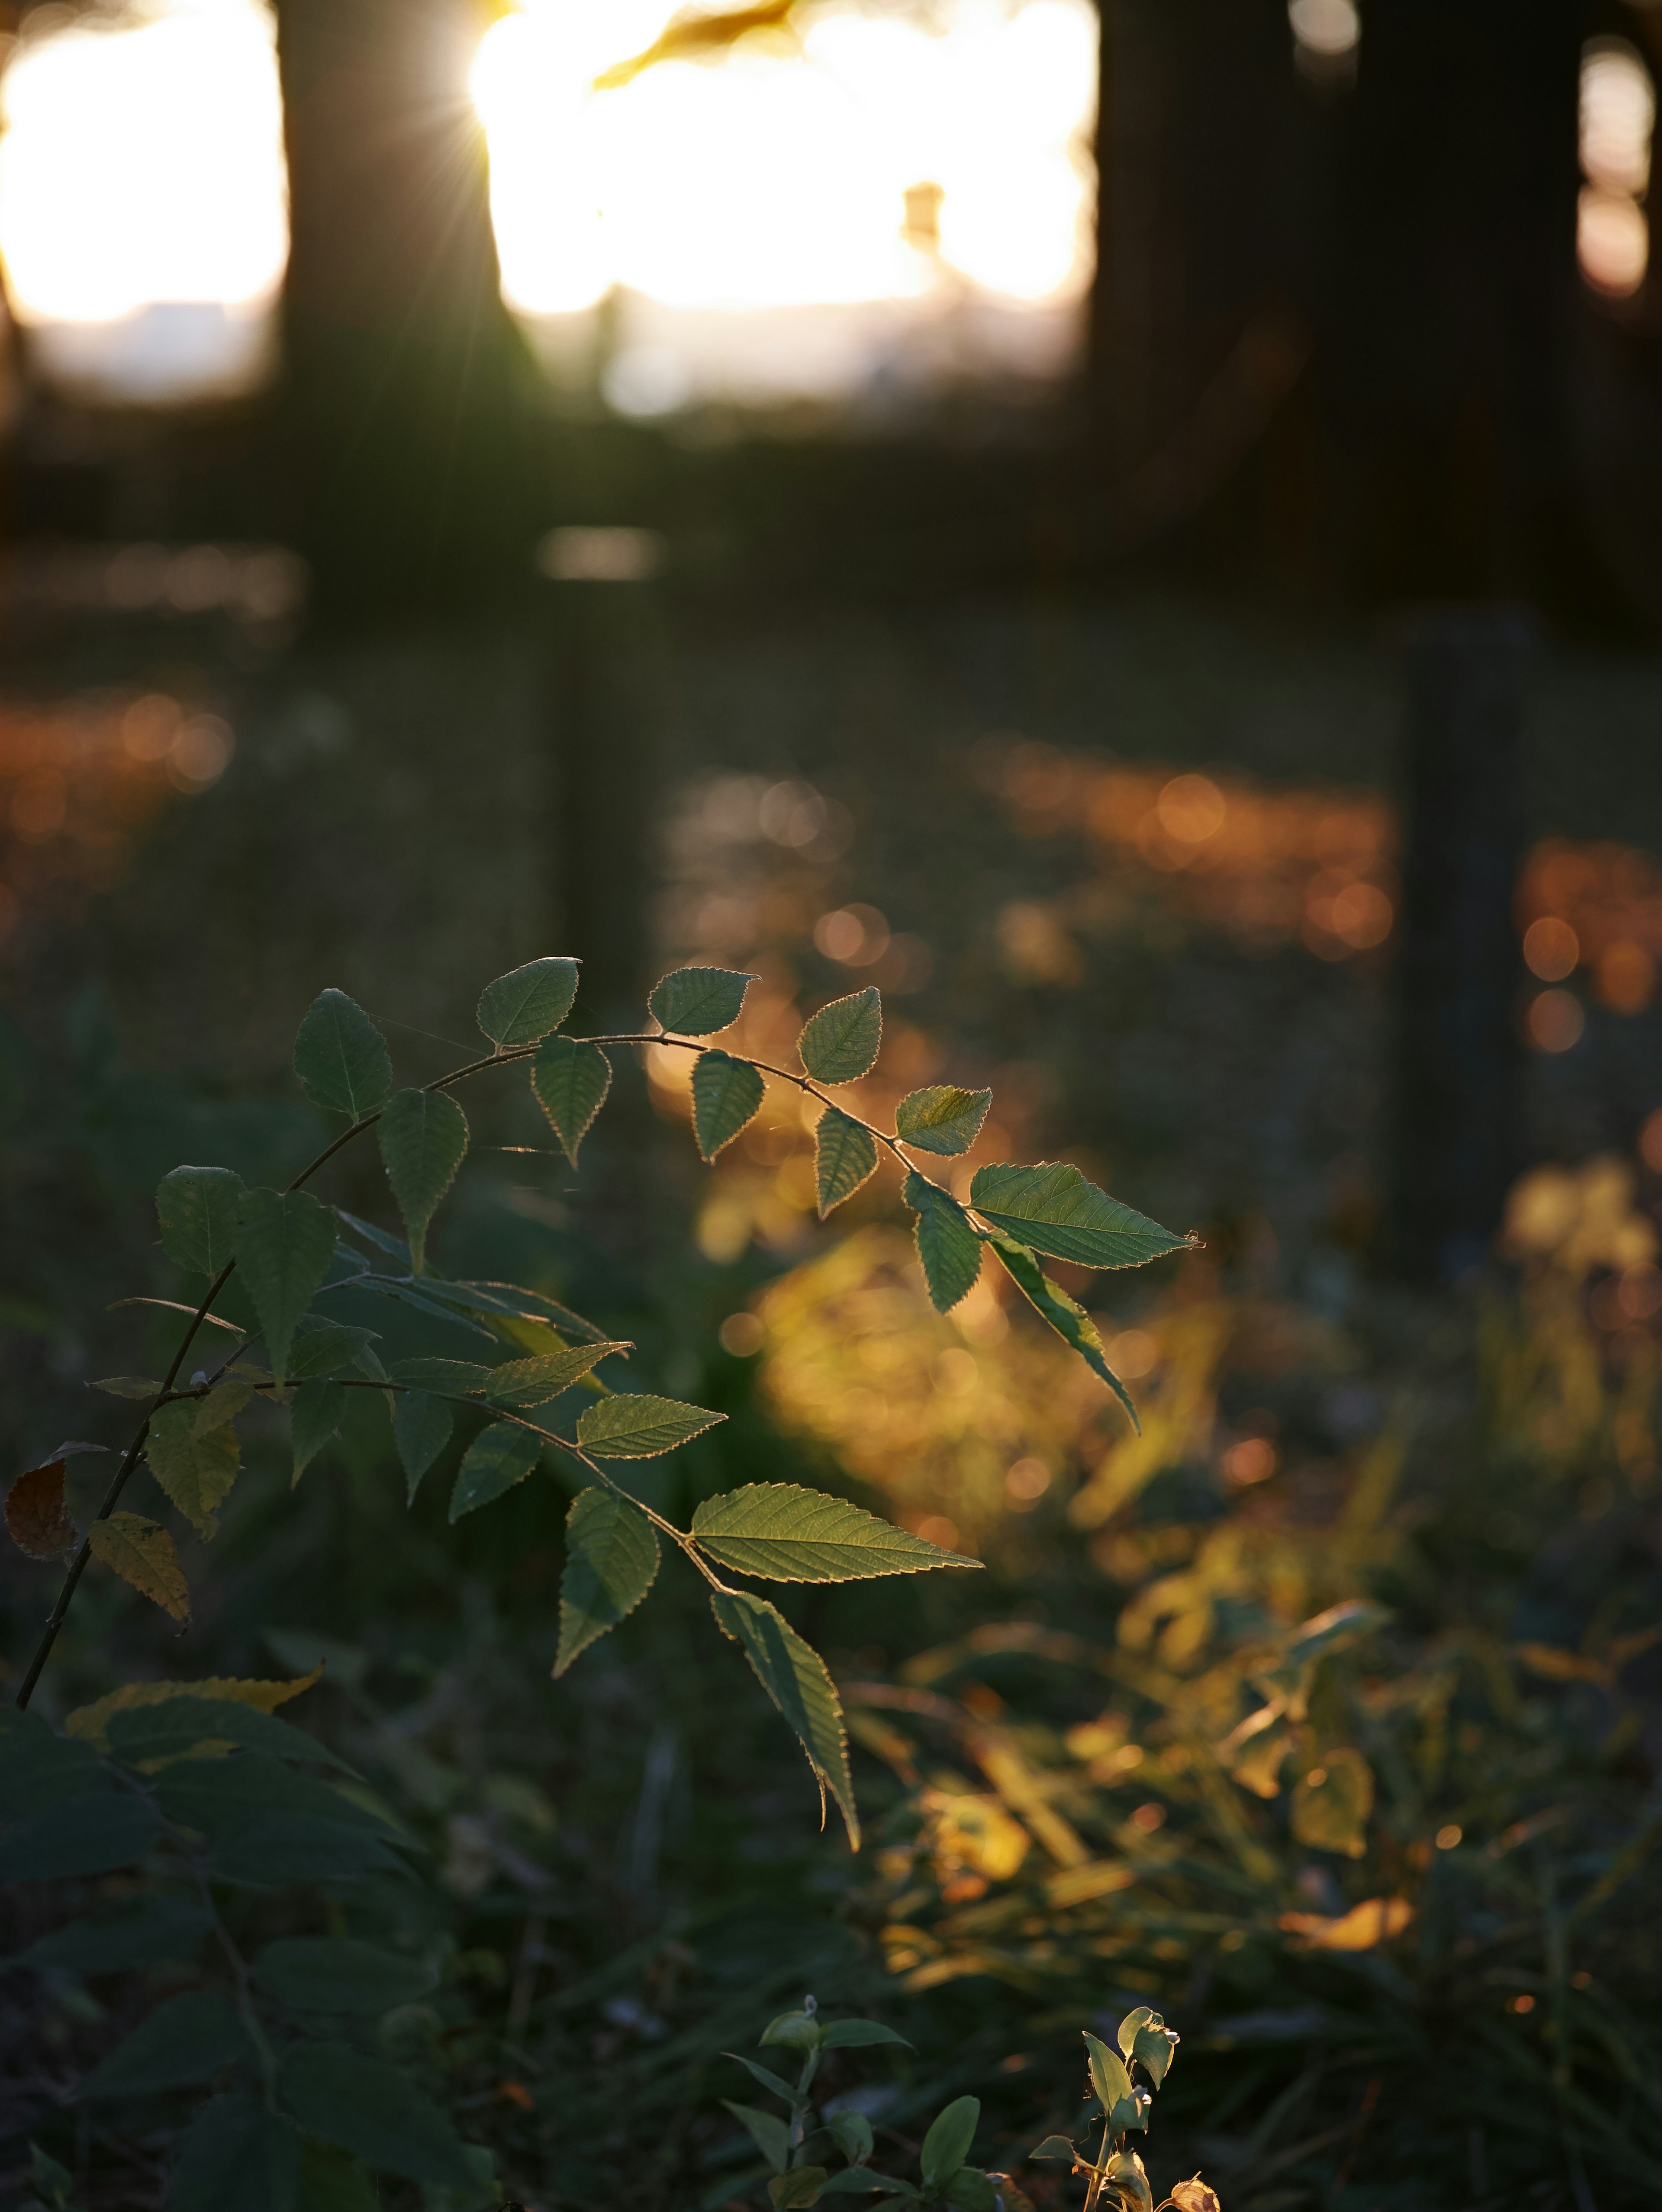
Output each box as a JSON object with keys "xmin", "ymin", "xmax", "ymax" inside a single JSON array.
[{"xmin": 1390, "ymin": 609, "xmax": 1532, "ymax": 1282}]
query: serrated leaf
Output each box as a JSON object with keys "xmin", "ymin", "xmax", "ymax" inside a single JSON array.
[
  {"xmin": 969, "ymin": 1163, "xmax": 1192, "ymax": 1272},
  {"xmin": 710, "ymin": 1588, "xmax": 858, "ymax": 1846},
  {"xmin": 235, "ymin": 1187, "xmax": 337, "ymax": 1387},
  {"xmin": 65, "ymin": 1669, "xmax": 322, "ymax": 1751},
  {"xmin": 554, "ymin": 1486, "xmax": 660, "ymax": 1675},
  {"xmin": 376, "ymin": 1088, "xmax": 468, "ymax": 1276},
  {"xmin": 81, "ymin": 1991, "xmax": 249, "ymax": 2098},
  {"xmin": 387, "ymin": 1356, "xmax": 490, "ymax": 1392},
  {"xmin": 798, "ymin": 987, "xmax": 881, "ymax": 1082},
  {"xmin": 577, "ymin": 1394, "xmax": 725, "ymax": 1458},
  {"xmin": 903, "ymin": 1171, "xmax": 982, "ymax": 1313},
  {"xmin": 692, "ymin": 1049, "xmax": 766, "ymax": 1161},
  {"xmin": 985, "ymin": 1230, "xmax": 1138, "ymax": 1428},
  {"xmin": 278, "ymin": 2041, "xmax": 475, "ymax": 2186},
  {"xmin": 815, "ymin": 1107, "xmax": 878, "ymax": 1215},
  {"xmin": 486, "ymin": 1339, "xmax": 630, "ymax": 1409},
  {"xmin": 723, "ymin": 2101, "xmax": 791, "ymax": 2175},
  {"xmin": 169, "ymin": 2093, "xmax": 301, "ymax": 2212},
  {"xmin": 895, "ymin": 1085, "xmax": 992, "ymax": 1157},
  {"xmin": 0, "ymin": 1791, "xmax": 160, "ymax": 1882},
  {"xmin": 650, "ymin": 965, "xmax": 756, "ymax": 1035},
  {"xmin": 477, "ymin": 955, "xmax": 580, "ymax": 1048},
  {"xmin": 254, "ymin": 1936, "xmax": 437, "ymax": 2014},
  {"xmin": 88, "ymin": 1513, "xmax": 190, "ymax": 1622},
  {"xmin": 392, "ymin": 1391, "xmax": 451, "ymax": 1501},
  {"xmin": 448, "ymin": 1420, "xmax": 541, "ymax": 1522},
  {"xmin": 146, "ymin": 1385, "xmax": 249, "ymax": 1538},
  {"xmin": 157, "ymin": 1164, "xmax": 245, "ymax": 1277},
  {"xmin": 290, "ymin": 1380, "xmax": 345, "ymax": 1485},
  {"xmin": 920, "ymin": 2099, "xmax": 979, "ymax": 2191},
  {"xmin": 532, "ymin": 1035, "xmax": 612, "ymax": 1164},
  {"xmin": 105, "ymin": 1695, "xmax": 355, "ymax": 1775},
  {"xmin": 91, "ymin": 1375, "xmax": 161, "ymax": 1399},
  {"xmin": 293, "ymin": 988, "xmax": 393, "ymax": 1119},
  {"xmin": 821, "ymin": 2020, "xmax": 913, "ymax": 2051},
  {"xmin": 1083, "ymin": 2032, "xmax": 1132, "ymax": 2115},
  {"xmin": 287, "ymin": 1321, "xmax": 380, "ymax": 1380},
  {"xmin": 6, "ymin": 1452, "xmax": 80, "ymax": 1560},
  {"xmin": 692, "ymin": 1484, "xmax": 977, "ymax": 1583}
]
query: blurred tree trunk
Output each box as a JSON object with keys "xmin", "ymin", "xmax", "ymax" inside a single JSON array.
[{"xmin": 274, "ymin": 0, "xmax": 537, "ymax": 627}]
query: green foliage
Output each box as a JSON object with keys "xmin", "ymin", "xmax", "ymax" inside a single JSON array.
[
  {"xmin": 146, "ymin": 1384, "xmax": 246, "ymax": 1535},
  {"xmin": 983, "ymin": 1228, "xmax": 1137, "ymax": 1425},
  {"xmin": 711, "ymin": 1589, "xmax": 858, "ymax": 1845},
  {"xmin": 903, "ymin": 1172, "xmax": 982, "ymax": 1313},
  {"xmin": 968, "ymin": 1162, "xmax": 1192, "ymax": 1271},
  {"xmin": 798, "ymin": 987, "xmax": 881, "ymax": 1082},
  {"xmin": 234, "ymin": 1186, "xmax": 337, "ymax": 1387},
  {"xmin": 390, "ymin": 1387, "xmax": 451, "ymax": 1498},
  {"xmin": 156, "ymin": 1163, "xmax": 245, "ymax": 1276},
  {"xmin": 448, "ymin": 1419, "xmax": 542, "ymax": 1522},
  {"xmin": 815, "ymin": 1106, "xmax": 878, "ymax": 1215},
  {"xmin": 278, "ymin": 2039, "xmax": 477, "ymax": 2184},
  {"xmin": 253, "ymin": 1936, "xmax": 437, "ymax": 2014},
  {"xmin": 532, "ymin": 1034, "xmax": 612, "ymax": 1164},
  {"xmin": 376, "ymin": 1086, "xmax": 469, "ymax": 1274},
  {"xmin": 292, "ymin": 988, "xmax": 393, "ymax": 1120},
  {"xmin": 486, "ymin": 1339, "xmax": 628, "ymax": 1408},
  {"xmin": 577, "ymin": 1392, "xmax": 725, "ymax": 1457},
  {"xmin": 476, "ymin": 955, "xmax": 580, "ymax": 1048},
  {"xmin": 170, "ymin": 2095, "xmax": 301, "ymax": 2212},
  {"xmin": 694, "ymin": 1048, "xmax": 767, "ymax": 1160},
  {"xmin": 554, "ymin": 1486, "xmax": 660, "ymax": 1675},
  {"xmin": 650, "ymin": 963, "xmax": 755, "ymax": 1035},
  {"xmin": 894, "ymin": 1086, "xmax": 991, "ymax": 1157},
  {"xmin": 691, "ymin": 1483, "xmax": 974, "ymax": 1582}
]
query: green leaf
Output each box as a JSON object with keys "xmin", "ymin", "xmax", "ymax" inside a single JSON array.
[
  {"xmin": 771, "ymin": 2170, "xmax": 828, "ymax": 2209},
  {"xmin": 1126, "ymin": 2013, "xmax": 1179, "ymax": 2089},
  {"xmin": 388, "ymin": 1357, "xmax": 490, "ymax": 1392},
  {"xmin": 798, "ymin": 987, "xmax": 881, "ymax": 1082},
  {"xmin": 169, "ymin": 2093, "xmax": 301, "ymax": 2212},
  {"xmin": 376, "ymin": 1087, "xmax": 468, "ymax": 1276},
  {"xmin": 155, "ymin": 1755, "xmax": 396, "ymax": 1844},
  {"xmin": 1027, "ymin": 2138, "xmax": 1078, "ymax": 2163},
  {"xmin": 920, "ymin": 2099, "xmax": 979, "ymax": 2192},
  {"xmin": 11, "ymin": 1895, "xmax": 210, "ymax": 1974},
  {"xmin": 554, "ymin": 1487, "xmax": 660, "ymax": 1675},
  {"xmin": 235, "ymin": 1187, "xmax": 338, "ymax": 1388},
  {"xmin": 278, "ymin": 2040, "xmax": 476, "ymax": 2186},
  {"xmin": 92, "ymin": 1374, "xmax": 162, "ymax": 1398},
  {"xmin": 254, "ymin": 1937, "xmax": 436, "ymax": 2014},
  {"xmin": 650, "ymin": 965, "xmax": 756, "ymax": 1035},
  {"xmin": 1291, "ymin": 1745, "xmax": 1374, "ymax": 1858},
  {"xmin": 287, "ymin": 1321, "xmax": 380, "ymax": 1380},
  {"xmin": 290, "ymin": 1380, "xmax": 345, "ymax": 1485},
  {"xmin": 0, "ymin": 1793, "xmax": 160, "ymax": 1883},
  {"xmin": 895, "ymin": 1085, "xmax": 992, "ymax": 1157},
  {"xmin": 486, "ymin": 1339, "xmax": 631, "ymax": 1409},
  {"xmin": 293, "ymin": 989, "xmax": 393, "ymax": 1120},
  {"xmin": 106, "ymin": 1696, "xmax": 356, "ymax": 1775},
  {"xmin": 903, "ymin": 1172, "xmax": 982, "ymax": 1312},
  {"xmin": 297, "ymin": 2142, "xmax": 380, "ymax": 2212},
  {"xmin": 968, "ymin": 1164, "xmax": 1192, "ymax": 1272},
  {"xmin": 984, "ymin": 1230, "xmax": 1138, "ymax": 1429},
  {"xmin": 1083, "ymin": 2032, "xmax": 1132, "ymax": 2115},
  {"xmin": 577, "ymin": 1393, "xmax": 725, "ymax": 1458},
  {"xmin": 692, "ymin": 1484, "xmax": 976, "ymax": 1583},
  {"xmin": 725, "ymin": 2051, "xmax": 798, "ymax": 2103},
  {"xmin": 81, "ymin": 1991, "xmax": 249, "ymax": 2098},
  {"xmin": 821, "ymin": 2020, "xmax": 914, "ymax": 2051},
  {"xmin": 814, "ymin": 1108, "xmax": 878, "ymax": 1216},
  {"xmin": 692, "ymin": 1049, "xmax": 766, "ymax": 1161},
  {"xmin": 147, "ymin": 1386, "xmax": 248, "ymax": 1538},
  {"xmin": 208, "ymin": 1813, "xmax": 407, "ymax": 1887},
  {"xmin": 0, "ymin": 1705, "xmax": 112, "ymax": 1816},
  {"xmin": 828, "ymin": 2110, "xmax": 876, "ymax": 2163},
  {"xmin": 710, "ymin": 1589, "xmax": 858, "ymax": 1846},
  {"xmin": 532, "ymin": 1035, "xmax": 612, "ymax": 1164},
  {"xmin": 392, "ymin": 1392, "xmax": 451, "ymax": 1502},
  {"xmin": 723, "ymin": 2101, "xmax": 791, "ymax": 2175},
  {"xmin": 943, "ymin": 2171, "xmax": 996, "ymax": 2212},
  {"xmin": 157, "ymin": 1165, "xmax": 245, "ymax": 1277},
  {"xmin": 820, "ymin": 2175, "xmax": 908, "ymax": 2198},
  {"xmin": 760, "ymin": 2009, "xmax": 823, "ymax": 2050},
  {"xmin": 477, "ymin": 955, "xmax": 580, "ymax": 1048},
  {"xmin": 1105, "ymin": 2150, "xmax": 1153, "ymax": 2212},
  {"xmin": 1116, "ymin": 2006, "xmax": 1155, "ymax": 2060},
  {"xmin": 448, "ymin": 1421, "xmax": 542, "ymax": 1521}
]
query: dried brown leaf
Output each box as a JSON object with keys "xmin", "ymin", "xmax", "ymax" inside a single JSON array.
[{"xmin": 4, "ymin": 1442, "xmax": 104, "ymax": 1560}]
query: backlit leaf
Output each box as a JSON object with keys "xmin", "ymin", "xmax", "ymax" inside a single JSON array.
[
  {"xmin": 692, "ymin": 1484, "xmax": 977, "ymax": 1583},
  {"xmin": 376, "ymin": 1088, "xmax": 468, "ymax": 1276},
  {"xmin": 157, "ymin": 1164, "xmax": 245, "ymax": 1277},
  {"xmin": 6, "ymin": 1452, "xmax": 80, "ymax": 1560},
  {"xmin": 903, "ymin": 1171, "xmax": 982, "ymax": 1312},
  {"xmin": 532, "ymin": 1035, "xmax": 612, "ymax": 1164},
  {"xmin": 486, "ymin": 1339, "xmax": 630, "ymax": 1409},
  {"xmin": 1291, "ymin": 1745, "xmax": 1374, "ymax": 1858},
  {"xmin": 1027, "ymin": 2138, "xmax": 1078, "ymax": 2163},
  {"xmin": 771, "ymin": 2170, "xmax": 828, "ymax": 2209},
  {"xmin": 92, "ymin": 1376, "xmax": 161, "ymax": 1399},
  {"xmin": 1083, "ymin": 2032, "xmax": 1131, "ymax": 2115},
  {"xmin": 692, "ymin": 1049, "xmax": 766, "ymax": 1161},
  {"xmin": 1105, "ymin": 2151, "xmax": 1153, "ymax": 2212},
  {"xmin": 650, "ymin": 965, "xmax": 756, "ymax": 1035},
  {"xmin": 392, "ymin": 1392, "xmax": 451, "ymax": 1501},
  {"xmin": 985, "ymin": 1230, "xmax": 1138, "ymax": 1428},
  {"xmin": 66, "ymin": 1669, "xmax": 322, "ymax": 1752},
  {"xmin": 290, "ymin": 1380, "xmax": 345, "ymax": 1485},
  {"xmin": 798, "ymin": 987, "xmax": 881, "ymax": 1083},
  {"xmin": 448, "ymin": 1421, "xmax": 541, "ymax": 1522},
  {"xmin": 146, "ymin": 1385, "xmax": 249, "ymax": 1537},
  {"xmin": 81, "ymin": 1991, "xmax": 248, "ymax": 2098},
  {"xmin": 0, "ymin": 1791, "xmax": 160, "ymax": 1883},
  {"xmin": 254, "ymin": 1936, "xmax": 436, "ymax": 2014},
  {"xmin": 169, "ymin": 2093, "xmax": 300, "ymax": 2212},
  {"xmin": 895, "ymin": 1085, "xmax": 992, "ymax": 1157},
  {"xmin": 968, "ymin": 1164, "xmax": 1192, "ymax": 1272},
  {"xmin": 278, "ymin": 2040, "xmax": 476, "ymax": 2186},
  {"xmin": 477, "ymin": 955, "xmax": 580, "ymax": 1048},
  {"xmin": 388, "ymin": 1357, "xmax": 490, "ymax": 1393},
  {"xmin": 577, "ymin": 1393, "xmax": 725, "ymax": 1458},
  {"xmin": 88, "ymin": 1513, "xmax": 190, "ymax": 1622},
  {"xmin": 710, "ymin": 1588, "xmax": 858, "ymax": 1846},
  {"xmin": 814, "ymin": 1107, "xmax": 878, "ymax": 1216},
  {"xmin": 105, "ymin": 1695, "xmax": 354, "ymax": 1775},
  {"xmin": 293, "ymin": 988, "xmax": 393, "ymax": 1120},
  {"xmin": 1131, "ymin": 2019, "xmax": 1179, "ymax": 2088},
  {"xmin": 554, "ymin": 1485, "xmax": 659, "ymax": 1675},
  {"xmin": 235, "ymin": 1187, "xmax": 337, "ymax": 1387},
  {"xmin": 920, "ymin": 2099, "xmax": 979, "ymax": 2192},
  {"xmin": 1167, "ymin": 2181, "xmax": 1221, "ymax": 2212}
]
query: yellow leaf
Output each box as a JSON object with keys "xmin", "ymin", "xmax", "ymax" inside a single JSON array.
[
  {"xmin": 1279, "ymin": 1895, "xmax": 1413, "ymax": 1951},
  {"xmin": 1044, "ymin": 1859, "xmax": 1135, "ymax": 1908},
  {"xmin": 86, "ymin": 1513, "xmax": 190, "ymax": 1623},
  {"xmin": 66, "ymin": 1664, "xmax": 322, "ymax": 1749}
]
